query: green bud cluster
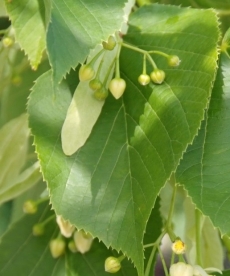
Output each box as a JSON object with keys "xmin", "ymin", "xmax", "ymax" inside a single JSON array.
[{"xmin": 79, "ymin": 35, "xmax": 180, "ymax": 101}]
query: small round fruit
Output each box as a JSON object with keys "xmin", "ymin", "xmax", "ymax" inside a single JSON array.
[
  {"xmin": 104, "ymin": 257, "xmax": 121, "ymax": 273},
  {"xmin": 93, "ymin": 87, "xmax": 109, "ymax": 101},
  {"xmin": 32, "ymin": 223, "xmax": 45, "ymax": 236},
  {"xmin": 23, "ymin": 200, "xmax": 37, "ymax": 214},
  {"xmin": 138, "ymin": 74, "xmax": 150, "ymax": 86},
  {"xmin": 102, "ymin": 36, "xmax": 116, "ymax": 50},
  {"xmin": 89, "ymin": 78, "xmax": 102, "ymax": 90},
  {"xmin": 79, "ymin": 64, "xmax": 95, "ymax": 81},
  {"xmin": 168, "ymin": 55, "xmax": 180, "ymax": 67},
  {"xmin": 109, "ymin": 78, "xmax": 126, "ymax": 99},
  {"xmin": 2, "ymin": 37, "xmax": 13, "ymax": 47},
  {"xmin": 49, "ymin": 239, "xmax": 66, "ymax": 258},
  {"xmin": 150, "ymin": 69, "xmax": 165, "ymax": 84}
]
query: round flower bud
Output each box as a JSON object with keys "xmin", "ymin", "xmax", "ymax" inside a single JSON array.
[
  {"xmin": 49, "ymin": 238, "xmax": 66, "ymax": 258},
  {"xmin": 104, "ymin": 257, "xmax": 121, "ymax": 273},
  {"xmin": 23, "ymin": 200, "xmax": 37, "ymax": 214},
  {"xmin": 12, "ymin": 75, "xmax": 22, "ymax": 86},
  {"xmin": 102, "ymin": 36, "xmax": 116, "ymax": 50},
  {"xmin": 79, "ymin": 64, "xmax": 95, "ymax": 81},
  {"xmin": 32, "ymin": 223, "xmax": 45, "ymax": 236},
  {"xmin": 170, "ymin": 262, "xmax": 193, "ymax": 276},
  {"xmin": 74, "ymin": 230, "xmax": 93, "ymax": 254},
  {"xmin": 56, "ymin": 215, "xmax": 75, "ymax": 238},
  {"xmin": 93, "ymin": 87, "xmax": 109, "ymax": 101},
  {"xmin": 109, "ymin": 78, "xmax": 126, "ymax": 99},
  {"xmin": 138, "ymin": 74, "xmax": 150, "ymax": 86},
  {"xmin": 2, "ymin": 37, "xmax": 13, "ymax": 47},
  {"xmin": 89, "ymin": 78, "xmax": 102, "ymax": 90},
  {"xmin": 150, "ymin": 69, "xmax": 165, "ymax": 84},
  {"xmin": 168, "ymin": 55, "xmax": 181, "ymax": 67},
  {"xmin": 171, "ymin": 239, "xmax": 186, "ymax": 254},
  {"xmin": 68, "ymin": 240, "xmax": 78, "ymax": 253}
]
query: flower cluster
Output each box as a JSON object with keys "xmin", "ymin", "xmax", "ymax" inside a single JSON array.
[{"xmin": 79, "ymin": 34, "xmax": 181, "ymax": 101}]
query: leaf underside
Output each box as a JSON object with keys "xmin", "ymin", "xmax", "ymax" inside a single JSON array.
[{"xmin": 28, "ymin": 4, "xmax": 219, "ymax": 275}]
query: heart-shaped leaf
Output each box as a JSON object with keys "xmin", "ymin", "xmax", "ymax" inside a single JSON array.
[{"xmin": 28, "ymin": 4, "xmax": 219, "ymax": 275}]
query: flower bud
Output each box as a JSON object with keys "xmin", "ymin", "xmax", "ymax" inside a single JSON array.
[
  {"xmin": 109, "ymin": 78, "xmax": 126, "ymax": 99},
  {"xmin": 170, "ymin": 262, "xmax": 193, "ymax": 276},
  {"xmin": 102, "ymin": 36, "xmax": 116, "ymax": 50},
  {"xmin": 104, "ymin": 257, "xmax": 121, "ymax": 273},
  {"xmin": 74, "ymin": 230, "xmax": 93, "ymax": 254},
  {"xmin": 49, "ymin": 238, "xmax": 66, "ymax": 258},
  {"xmin": 171, "ymin": 239, "xmax": 186, "ymax": 254},
  {"xmin": 23, "ymin": 200, "xmax": 37, "ymax": 214},
  {"xmin": 12, "ymin": 75, "xmax": 22, "ymax": 86},
  {"xmin": 138, "ymin": 74, "xmax": 150, "ymax": 86},
  {"xmin": 168, "ymin": 55, "xmax": 181, "ymax": 67},
  {"xmin": 89, "ymin": 78, "xmax": 102, "ymax": 90},
  {"xmin": 93, "ymin": 87, "xmax": 108, "ymax": 101},
  {"xmin": 150, "ymin": 69, "xmax": 165, "ymax": 84},
  {"xmin": 2, "ymin": 37, "xmax": 13, "ymax": 47},
  {"xmin": 32, "ymin": 223, "xmax": 45, "ymax": 236},
  {"xmin": 68, "ymin": 240, "xmax": 78, "ymax": 253},
  {"xmin": 56, "ymin": 215, "xmax": 75, "ymax": 238},
  {"xmin": 79, "ymin": 64, "xmax": 95, "ymax": 81}
]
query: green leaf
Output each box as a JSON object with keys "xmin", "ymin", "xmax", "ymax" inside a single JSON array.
[
  {"xmin": 0, "ymin": 202, "xmax": 12, "ymax": 236},
  {"xmin": 4, "ymin": 0, "xmax": 50, "ymax": 69},
  {"xmin": 0, "ymin": 114, "xmax": 29, "ymax": 194},
  {"xmin": 175, "ymin": 53, "xmax": 230, "ymax": 236},
  {"xmin": 183, "ymin": 197, "xmax": 223, "ymax": 269},
  {"xmin": 46, "ymin": 0, "xmax": 128, "ymax": 84},
  {"xmin": 0, "ymin": 201, "xmax": 60, "ymax": 275},
  {"xmin": 0, "ymin": 46, "xmax": 50, "ymax": 126},
  {"xmin": 28, "ymin": 5, "xmax": 219, "ymax": 275},
  {"xmin": 0, "ymin": 1, "xmax": 7, "ymax": 16},
  {"xmin": 0, "ymin": 161, "xmax": 41, "ymax": 204}
]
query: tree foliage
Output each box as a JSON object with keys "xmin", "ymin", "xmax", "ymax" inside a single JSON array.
[{"xmin": 0, "ymin": 0, "xmax": 230, "ymax": 275}]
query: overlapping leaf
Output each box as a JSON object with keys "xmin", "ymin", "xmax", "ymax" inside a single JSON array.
[
  {"xmin": 0, "ymin": 114, "xmax": 29, "ymax": 194},
  {"xmin": 4, "ymin": 0, "xmax": 50, "ymax": 70},
  {"xmin": 47, "ymin": 0, "xmax": 128, "ymax": 84},
  {"xmin": 0, "ymin": 199, "xmax": 137, "ymax": 275},
  {"xmin": 0, "ymin": 161, "xmax": 41, "ymax": 204},
  {"xmin": 176, "ymin": 53, "xmax": 230, "ymax": 235},
  {"xmin": 28, "ymin": 4, "xmax": 219, "ymax": 275},
  {"xmin": 0, "ymin": 202, "xmax": 60, "ymax": 275}
]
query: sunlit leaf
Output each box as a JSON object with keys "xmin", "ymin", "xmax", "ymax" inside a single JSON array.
[
  {"xmin": 28, "ymin": 4, "xmax": 219, "ymax": 275},
  {"xmin": 46, "ymin": 0, "xmax": 128, "ymax": 84},
  {"xmin": 176, "ymin": 53, "xmax": 230, "ymax": 236},
  {"xmin": 4, "ymin": 0, "xmax": 50, "ymax": 69}
]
